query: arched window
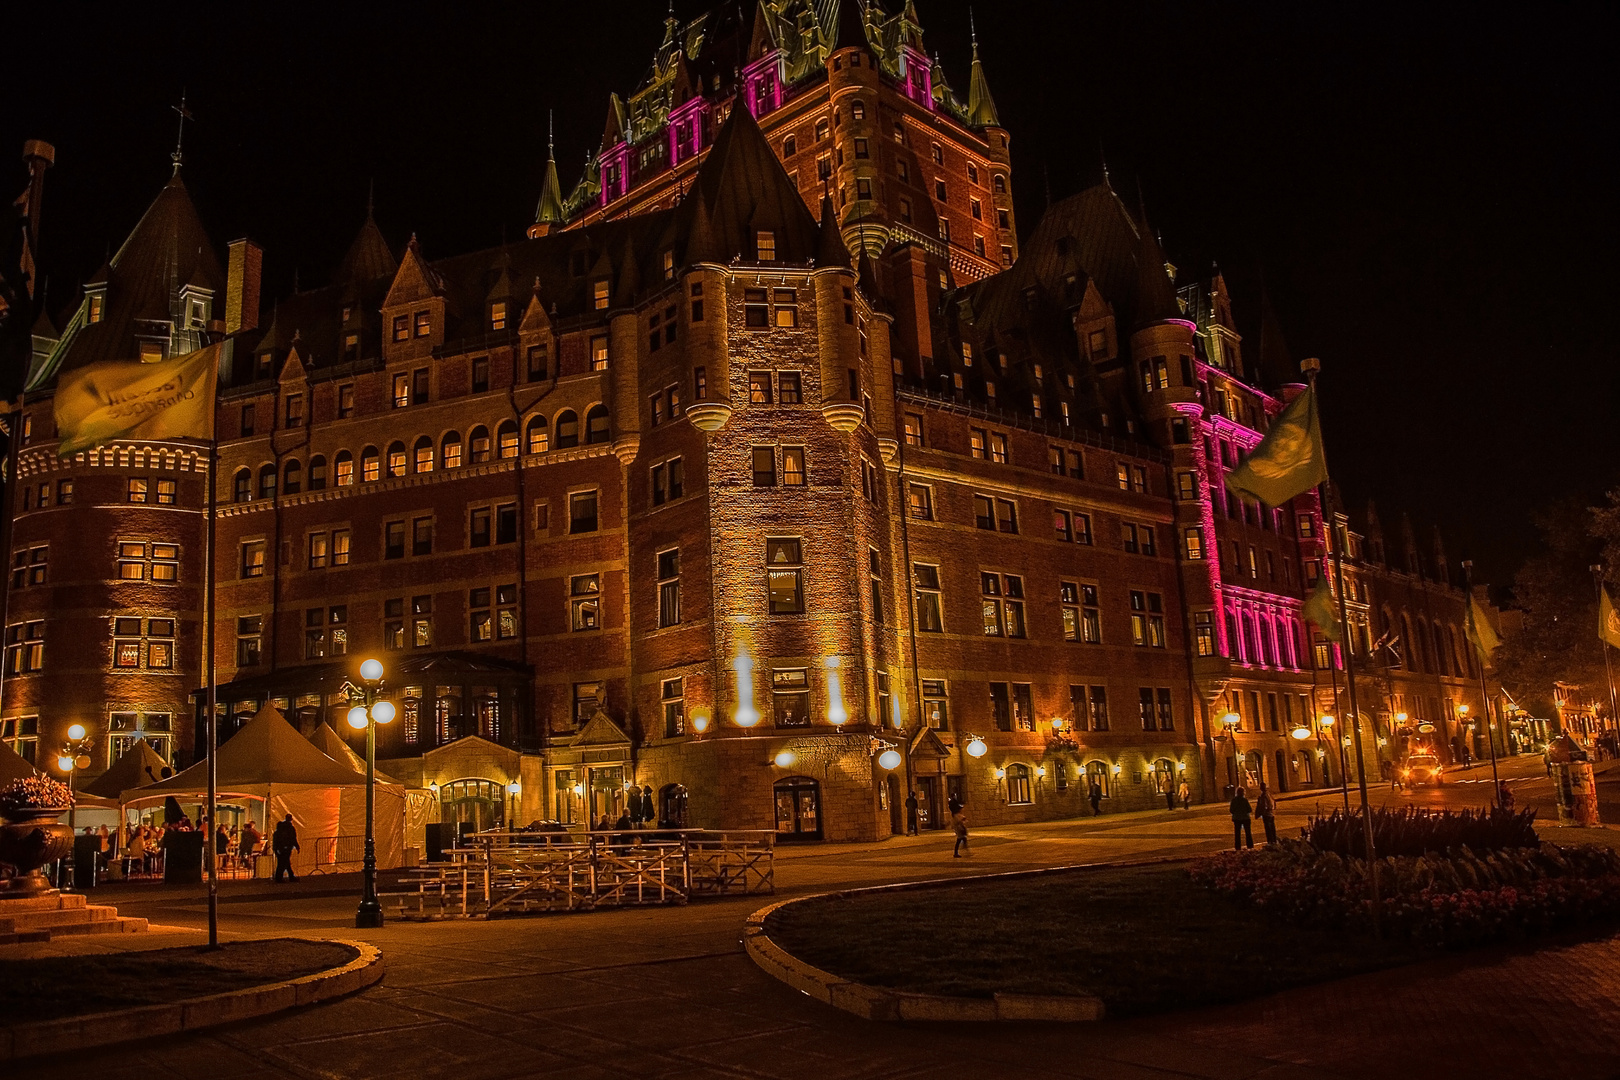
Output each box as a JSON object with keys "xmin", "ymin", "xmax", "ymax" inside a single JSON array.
[
  {"xmin": 555, "ymin": 411, "xmax": 579, "ymax": 449},
  {"xmin": 386, "ymin": 440, "xmax": 407, "ymax": 477},
  {"xmin": 782, "ymin": 135, "xmax": 797, "ymax": 157},
  {"xmin": 850, "ymin": 100, "xmax": 865, "ymax": 120},
  {"xmin": 1150, "ymin": 759, "xmax": 1176, "ymax": 795},
  {"xmin": 497, "ymin": 420, "xmax": 519, "ymax": 459},
  {"xmin": 1004, "ymin": 763, "xmax": 1032, "ymax": 805},
  {"xmin": 257, "ymin": 464, "xmax": 276, "ymax": 499},
  {"xmin": 233, "ymin": 468, "xmax": 252, "ymax": 502},
  {"xmin": 1084, "ymin": 760, "xmax": 1112, "ymax": 799},
  {"xmin": 308, "ymin": 455, "xmax": 327, "ymax": 491},
  {"xmin": 335, "ymin": 450, "xmax": 355, "ymax": 487},
  {"xmin": 526, "ymin": 416, "xmax": 549, "ymax": 454},
  {"xmin": 772, "ymin": 776, "xmax": 821, "ymax": 840},
  {"xmin": 814, "ymin": 118, "xmax": 829, "ymax": 143},
  {"xmin": 361, "ymin": 446, "xmax": 380, "ymax": 482},
  {"xmin": 441, "ymin": 431, "xmax": 462, "ymax": 470},
  {"xmin": 584, "ymin": 405, "xmax": 610, "ymax": 444},
  {"xmin": 414, "ymin": 436, "xmax": 434, "ymax": 474},
  {"xmin": 469, "ymin": 426, "xmax": 491, "ymax": 464},
  {"xmin": 993, "ymin": 174, "xmax": 1007, "ymax": 194},
  {"xmin": 282, "ymin": 459, "xmax": 301, "ymax": 494}
]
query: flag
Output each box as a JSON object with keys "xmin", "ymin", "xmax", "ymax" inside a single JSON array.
[
  {"xmin": 1601, "ymin": 587, "xmax": 1620, "ymax": 650},
  {"xmin": 1466, "ymin": 594, "xmax": 1500, "ymax": 660},
  {"xmin": 54, "ymin": 342, "xmax": 219, "ymax": 457},
  {"xmin": 1303, "ymin": 575, "xmax": 1341, "ymax": 643},
  {"xmin": 1225, "ymin": 384, "xmax": 1329, "ymax": 508}
]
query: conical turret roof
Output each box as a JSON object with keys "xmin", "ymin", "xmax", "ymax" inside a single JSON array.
[
  {"xmin": 334, "ymin": 210, "xmax": 397, "ymax": 284},
  {"xmin": 967, "ymin": 30, "xmax": 1000, "ymax": 127}
]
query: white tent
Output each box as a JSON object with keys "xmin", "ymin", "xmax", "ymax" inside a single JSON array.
[
  {"xmin": 123, "ymin": 704, "xmax": 404, "ymax": 874},
  {"xmin": 0, "ymin": 740, "xmax": 36, "ymax": 785},
  {"xmin": 309, "ymin": 721, "xmax": 401, "ymax": 785},
  {"xmin": 82, "ymin": 739, "xmax": 171, "ymax": 799}
]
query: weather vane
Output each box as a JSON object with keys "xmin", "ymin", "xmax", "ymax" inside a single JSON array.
[{"xmin": 171, "ymin": 91, "xmax": 194, "ymax": 175}]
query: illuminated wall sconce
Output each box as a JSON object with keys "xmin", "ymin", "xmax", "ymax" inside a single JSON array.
[
  {"xmin": 1319, "ymin": 714, "xmax": 1336, "ymax": 728},
  {"xmin": 1175, "ymin": 760, "xmax": 1187, "ymax": 772},
  {"xmin": 773, "ymin": 749, "xmax": 797, "ymax": 768},
  {"xmin": 1291, "ymin": 723, "xmax": 1312, "ymax": 740},
  {"xmin": 1111, "ymin": 763, "xmax": 1123, "ymax": 776},
  {"xmin": 1035, "ymin": 765, "xmax": 1047, "ymax": 778},
  {"xmin": 507, "ymin": 782, "xmax": 521, "ymax": 795},
  {"xmin": 428, "ymin": 782, "xmax": 440, "ymax": 795},
  {"xmin": 825, "ymin": 656, "xmax": 848, "ymax": 725},
  {"xmin": 691, "ymin": 711, "xmax": 711, "ymax": 736},
  {"xmin": 965, "ymin": 736, "xmax": 988, "ymax": 758},
  {"xmin": 993, "ymin": 767, "xmax": 1006, "ymax": 780},
  {"xmin": 877, "ymin": 749, "xmax": 902, "ymax": 770},
  {"xmin": 1050, "ymin": 717, "xmax": 1065, "ymax": 732},
  {"xmin": 734, "ymin": 654, "xmax": 759, "ymax": 727},
  {"xmin": 571, "ymin": 783, "xmax": 584, "ymax": 797}
]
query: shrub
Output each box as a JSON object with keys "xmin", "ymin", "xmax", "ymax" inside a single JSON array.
[
  {"xmin": 1190, "ymin": 840, "xmax": 1620, "ymax": 948},
  {"xmin": 1302, "ymin": 805, "xmax": 1538, "ymax": 858},
  {"xmin": 0, "ymin": 775, "xmax": 74, "ymax": 811}
]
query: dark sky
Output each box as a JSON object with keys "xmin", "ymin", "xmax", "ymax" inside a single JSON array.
[{"xmin": 5, "ymin": 1, "xmax": 1615, "ymax": 587}]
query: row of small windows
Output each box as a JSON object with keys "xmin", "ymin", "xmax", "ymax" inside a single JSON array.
[
  {"xmin": 230, "ymin": 411, "xmax": 611, "ymax": 502},
  {"xmin": 12, "ymin": 540, "xmax": 180, "ymax": 588}
]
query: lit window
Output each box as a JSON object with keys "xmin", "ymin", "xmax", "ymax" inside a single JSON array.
[
  {"xmin": 766, "ymin": 537, "xmax": 804, "ymax": 614},
  {"xmin": 570, "ymin": 574, "xmax": 601, "ymax": 631},
  {"xmin": 591, "ymin": 336, "xmax": 609, "ymax": 370},
  {"xmin": 757, "ymin": 231, "xmax": 776, "ymax": 261}
]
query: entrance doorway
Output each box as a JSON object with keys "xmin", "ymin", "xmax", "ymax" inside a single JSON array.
[
  {"xmin": 1275, "ymin": 750, "xmax": 1288, "ymax": 792},
  {"xmin": 886, "ymin": 774, "xmax": 903, "ymax": 835},
  {"xmin": 918, "ymin": 776, "xmax": 941, "ymax": 830},
  {"xmin": 440, "ymin": 778, "xmax": 503, "ymax": 840},
  {"xmin": 773, "ymin": 776, "xmax": 822, "ymax": 840},
  {"xmin": 588, "ymin": 765, "xmax": 626, "ymax": 823}
]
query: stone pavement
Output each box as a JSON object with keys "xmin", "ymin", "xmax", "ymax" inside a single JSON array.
[{"xmin": 11, "ymin": 753, "xmax": 1620, "ymax": 1080}]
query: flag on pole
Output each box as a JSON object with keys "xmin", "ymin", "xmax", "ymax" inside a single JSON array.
[
  {"xmin": 1303, "ymin": 574, "xmax": 1341, "ymax": 643},
  {"xmin": 1224, "ymin": 384, "xmax": 1329, "ymax": 508},
  {"xmin": 1600, "ymin": 587, "xmax": 1620, "ymax": 650},
  {"xmin": 1466, "ymin": 594, "xmax": 1501, "ymax": 660},
  {"xmin": 54, "ymin": 342, "xmax": 220, "ymax": 457}
]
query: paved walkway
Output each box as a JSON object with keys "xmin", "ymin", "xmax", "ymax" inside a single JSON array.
[{"xmin": 11, "ymin": 753, "xmax": 1620, "ymax": 1079}]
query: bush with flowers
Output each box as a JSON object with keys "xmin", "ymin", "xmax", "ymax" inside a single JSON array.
[
  {"xmin": 1191, "ymin": 839, "xmax": 1620, "ymax": 948},
  {"xmin": 0, "ymin": 775, "xmax": 74, "ymax": 813}
]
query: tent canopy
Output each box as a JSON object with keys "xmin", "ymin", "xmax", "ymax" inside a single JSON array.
[
  {"xmin": 309, "ymin": 721, "xmax": 399, "ymax": 785},
  {"xmin": 124, "ymin": 703, "xmax": 369, "ymax": 802},
  {"xmin": 0, "ymin": 740, "xmax": 36, "ymax": 785},
  {"xmin": 82, "ymin": 739, "xmax": 172, "ymax": 798}
]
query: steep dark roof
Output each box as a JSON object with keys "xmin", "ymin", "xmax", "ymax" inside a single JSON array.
[
  {"xmin": 333, "ymin": 213, "xmax": 397, "ymax": 285},
  {"xmin": 1132, "ymin": 207, "xmax": 1181, "ymax": 327},
  {"xmin": 675, "ymin": 102, "xmax": 821, "ymax": 265},
  {"xmin": 1256, "ymin": 286, "xmax": 1301, "ymax": 390},
  {"xmin": 830, "ymin": 0, "xmax": 873, "ymax": 52},
  {"xmin": 51, "ymin": 174, "xmax": 224, "ymax": 376}
]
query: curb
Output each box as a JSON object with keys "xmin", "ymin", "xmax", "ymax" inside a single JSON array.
[
  {"xmin": 0, "ymin": 937, "xmax": 384, "ymax": 1062},
  {"xmin": 742, "ymin": 857, "xmax": 1192, "ymax": 1022}
]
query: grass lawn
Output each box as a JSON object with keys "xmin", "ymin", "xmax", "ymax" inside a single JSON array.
[
  {"xmin": 0, "ymin": 939, "xmax": 358, "ymax": 1023},
  {"xmin": 764, "ymin": 862, "xmax": 1428, "ymax": 1016}
]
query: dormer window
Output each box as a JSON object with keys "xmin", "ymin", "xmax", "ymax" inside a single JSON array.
[
  {"xmin": 413, "ymin": 310, "xmax": 431, "ymax": 337},
  {"xmin": 341, "ymin": 305, "xmax": 353, "ymax": 323},
  {"xmin": 256, "ymin": 353, "xmax": 272, "ymax": 379},
  {"xmin": 662, "ymin": 250, "xmax": 675, "ymax": 281},
  {"xmin": 490, "ymin": 301, "xmax": 507, "ymax": 331},
  {"xmin": 756, "ymin": 231, "xmax": 776, "ymax": 261},
  {"xmin": 87, "ymin": 293, "xmax": 104, "ymax": 324},
  {"xmin": 343, "ymin": 332, "xmax": 359, "ymax": 359},
  {"xmin": 593, "ymin": 280, "xmax": 610, "ymax": 310},
  {"xmin": 187, "ymin": 299, "xmax": 208, "ymax": 329}
]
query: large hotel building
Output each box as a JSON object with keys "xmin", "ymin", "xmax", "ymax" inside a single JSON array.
[{"xmin": 1, "ymin": 0, "xmax": 1504, "ymax": 841}]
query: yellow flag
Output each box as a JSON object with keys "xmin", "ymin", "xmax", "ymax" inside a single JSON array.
[
  {"xmin": 1224, "ymin": 384, "xmax": 1329, "ymax": 508},
  {"xmin": 1303, "ymin": 575, "xmax": 1341, "ymax": 643},
  {"xmin": 1466, "ymin": 595, "xmax": 1500, "ymax": 659},
  {"xmin": 1600, "ymin": 588, "xmax": 1620, "ymax": 650},
  {"xmin": 54, "ymin": 343, "xmax": 220, "ymax": 457}
]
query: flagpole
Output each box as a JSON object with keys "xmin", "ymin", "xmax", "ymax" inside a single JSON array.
[
  {"xmin": 1301, "ymin": 357, "xmax": 1381, "ymax": 937},
  {"xmin": 1326, "ymin": 651, "xmax": 1351, "ymax": 814},
  {"xmin": 1462, "ymin": 560, "xmax": 1503, "ymax": 804},
  {"xmin": 1590, "ymin": 565, "xmax": 1620, "ymax": 750},
  {"xmin": 204, "ymin": 431, "xmax": 219, "ymax": 948}
]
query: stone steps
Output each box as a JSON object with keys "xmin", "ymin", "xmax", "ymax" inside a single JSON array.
[{"xmin": 0, "ymin": 893, "xmax": 149, "ymax": 944}]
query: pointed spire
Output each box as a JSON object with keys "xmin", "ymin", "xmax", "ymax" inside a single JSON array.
[
  {"xmin": 170, "ymin": 92, "xmax": 193, "ymax": 175},
  {"xmin": 966, "ymin": 11, "xmax": 1000, "ymax": 127},
  {"xmin": 531, "ymin": 111, "xmax": 566, "ymax": 233},
  {"xmin": 335, "ymin": 190, "xmax": 397, "ymax": 284},
  {"xmin": 1132, "ymin": 195, "xmax": 1180, "ymax": 327},
  {"xmin": 815, "ymin": 193, "xmax": 851, "ymax": 269}
]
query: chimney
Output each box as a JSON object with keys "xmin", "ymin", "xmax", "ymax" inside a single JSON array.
[{"xmin": 225, "ymin": 238, "xmax": 263, "ymax": 334}]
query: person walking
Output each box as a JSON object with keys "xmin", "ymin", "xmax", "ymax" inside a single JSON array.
[
  {"xmin": 947, "ymin": 790, "xmax": 963, "ymax": 817},
  {"xmin": 905, "ymin": 791, "xmax": 919, "ymax": 835},
  {"xmin": 1088, "ymin": 778, "xmax": 1103, "ymax": 816},
  {"xmin": 951, "ymin": 808, "xmax": 969, "ymax": 858},
  {"xmin": 272, "ymin": 814, "xmax": 300, "ymax": 882},
  {"xmin": 1164, "ymin": 783, "xmax": 1176, "ymax": 812},
  {"xmin": 1255, "ymin": 783, "xmax": 1278, "ymax": 846},
  {"xmin": 1229, "ymin": 788, "xmax": 1254, "ymax": 850},
  {"xmin": 1178, "ymin": 779, "xmax": 1192, "ymax": 810}
]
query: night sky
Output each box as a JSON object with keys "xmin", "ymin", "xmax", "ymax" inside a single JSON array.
[{"xmin": 4, "ymin": 2, "xmax": 1613, "ymax": 588}]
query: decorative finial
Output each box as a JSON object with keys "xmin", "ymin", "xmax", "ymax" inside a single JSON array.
[
  {"xmin": 548, "ymin": 109, "xmax": 555, "ymax": 159},
  {"xmin": 170, "ymin": 91, "xmax": 194, "ymax": 175},
  {"xmin": 366, "ymin": 177, "xmax": 375, "ymax": 219},
  {"xmin": 969, "ymin": 7, "xmax": 978, "ymax": 53}
]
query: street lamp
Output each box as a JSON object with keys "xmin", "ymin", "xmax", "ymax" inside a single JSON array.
[
  {"xmin": 347, "ymin": 658, "xmax": 394, "ymax": 928},
  {"xmin": 55, "ymin": 723, "xmax": 93, "ymax": 887}
]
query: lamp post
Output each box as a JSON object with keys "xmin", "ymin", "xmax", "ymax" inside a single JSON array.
[
  {"xmin": 347, "ymin": 658, "xmax": 395, "ymax": 928},
  {"xmin": 1220, "ymin": 709, "xmax": 1241, "ymax": 792},
  {"xmin": 54, "ymin": 723, "xmax": 93, "ymax": 889}
]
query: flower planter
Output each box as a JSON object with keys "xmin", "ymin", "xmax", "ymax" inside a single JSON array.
[{"xmin": 0, "ymin": 807, "xmax": 75, "ymax": 897}]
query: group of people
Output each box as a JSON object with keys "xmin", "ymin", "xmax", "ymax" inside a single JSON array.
[
  {"xmin": 65, "ymin": 815, "xmax": 296, "ymax": 882},
  {"xmin": 1226, "ymin": 783, "xmax": 1280, "ymax": 850},
  {"xmin": 589, "ymin": 785, "xmax": 677, "ymax": 842}
]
